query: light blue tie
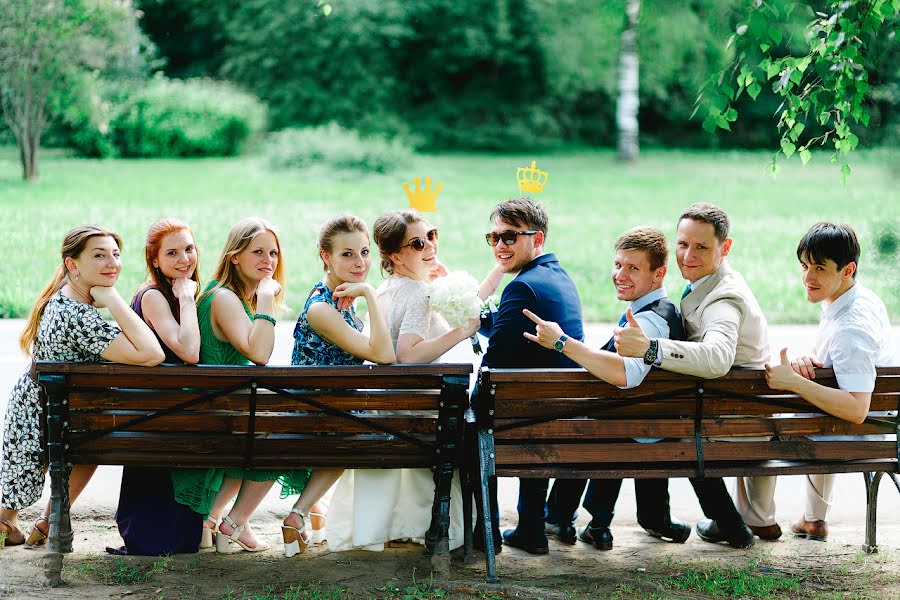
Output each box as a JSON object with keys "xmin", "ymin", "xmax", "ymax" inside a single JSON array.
[
  {"xmin": 618, "ymin": 313, "xmax": 628, "ymax": 327},
  {"xmin": 680, "ymin": 284, "xmax": 692, "ymax": 300}
]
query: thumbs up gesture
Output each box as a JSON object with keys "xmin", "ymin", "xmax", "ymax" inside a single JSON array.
[
  {"xmin": 764, "ymin": 347, "xmax": 800, "ymax": 392},
  {"xmin": 613, "ymin": 308, "xmax": 652, "ymax": 358}
]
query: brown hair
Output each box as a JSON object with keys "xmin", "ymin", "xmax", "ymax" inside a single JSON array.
[
  {"xmin": 19, "ymin": 225, "xmax": 122, "ymax": 356},
  {"xmin": 490, "ymin": 197, "xmax": 549, "ymax": 235},
  {"xmin": 142, "ymin": 219, "xmax": 200, "ymax": 305},
  {"xmin": 373, "ymin": 209, "xmax": 426, "ymax": 276},
  {"xmin": 317, "ymin": 214, "xmax": 369, "ymax": 271},
  {"xmin": 203, "ymin": 217, "xmax": 285, "ymax": 313},
  {"xmin": 678, "ymin": 203, "xmax": 730, "ymax": 242},
  {"xmin": 615, "ymin": 226, "xmax": 669, "ymax": 271}
]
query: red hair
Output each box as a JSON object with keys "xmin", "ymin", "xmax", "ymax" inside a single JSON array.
[{"xmin": 143, "ymin": 219, "xmax": 201, "ymax": 304}]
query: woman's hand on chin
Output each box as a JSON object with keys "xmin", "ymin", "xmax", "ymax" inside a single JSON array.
[
  {"xmin": 257, "ymin": 277, "xmax": 282, "ymax": 298},
  {"xmin": 89, "ymin": 285, "xmax": 121, "ymax": 309}
]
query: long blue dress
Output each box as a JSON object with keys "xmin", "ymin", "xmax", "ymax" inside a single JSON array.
[{"xmin": 113, "ymin": 285, "xmax": 203, "ymax": 555}]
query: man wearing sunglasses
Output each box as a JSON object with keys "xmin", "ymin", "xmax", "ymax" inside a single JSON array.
[{"xmin": 474, "ymin": 197, "xmax": 584, "ymax": 556}]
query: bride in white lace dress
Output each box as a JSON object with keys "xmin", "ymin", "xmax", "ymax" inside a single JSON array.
[{"xmin": 326, "ymin": 209, "xmax": 502, "ymax": 552}]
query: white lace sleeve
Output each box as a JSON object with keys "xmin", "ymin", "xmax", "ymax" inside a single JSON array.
[{"xmin": 397, "ymin": 282, "xmax": 431, "ymax": 340}]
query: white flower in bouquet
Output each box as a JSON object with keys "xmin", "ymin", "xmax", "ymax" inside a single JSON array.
[
  {"xmin": 427, "ymin": 271, "xmax": 483, "ymax": 328},
  {"xmin": 427, "ymin": 271, "xmax": 495, "ymax": 354}
]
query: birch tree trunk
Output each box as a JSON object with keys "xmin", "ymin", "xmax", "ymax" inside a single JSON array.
[{"xmin": 616, "ymin": 0, "xmax": 640, "ymax": 162}]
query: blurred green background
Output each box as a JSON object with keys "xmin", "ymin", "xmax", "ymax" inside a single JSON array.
[{"xmin": 1, "ymin": 0, "xmax": 897, "ymax": 322}]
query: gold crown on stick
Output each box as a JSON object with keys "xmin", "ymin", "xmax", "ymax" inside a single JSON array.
[
  {"xmin": 516, "ymin": 160, "xmax": 549, "ymax": 193},
  {"xmin": 403, "ymin": 177, "xmax": 443, "ymax": 212}
]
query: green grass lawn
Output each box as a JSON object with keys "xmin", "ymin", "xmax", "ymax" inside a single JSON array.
[{"xmin": 1, "ymin": 145, "xmax": 897, "ymax": 323}]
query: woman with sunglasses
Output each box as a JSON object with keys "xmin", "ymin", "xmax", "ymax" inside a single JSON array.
[{"xmin": 325, "ymin": 209, "xmax": 502, "ymax": 553}]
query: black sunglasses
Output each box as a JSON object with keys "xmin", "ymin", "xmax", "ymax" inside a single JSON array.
[
  {"xmin": 401, "ymin": 228, "xmax": 438, "ymax": 252},
  {"xmin": 484, "ymin": 230, "xmax": 539, "ymax": 247}
]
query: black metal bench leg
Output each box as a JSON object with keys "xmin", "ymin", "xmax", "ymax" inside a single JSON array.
[
  {"xmin": 42, "ymin": 375, "xmax": 72, "ymax": 587},
  {"xmin": 462, "ymin": 461, "xmax": 474, "ymax": 565},
  {"xmin": 477, "ymin": 429, "xmax": 500, "ymax": 584},
  {"xmin": 863, "ymin": 471, "xmax": 884, "ymax": 553},
  {"xmin": 430, "ymin": 461, "xmax": 454, "ymax": 575}
]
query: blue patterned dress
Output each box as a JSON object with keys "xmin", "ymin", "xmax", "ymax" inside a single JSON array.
[{"xmin": 292, "ymin": 281, "xmax": 364, "ymax": 367}]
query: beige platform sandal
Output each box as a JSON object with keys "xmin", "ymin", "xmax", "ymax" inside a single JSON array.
[
  {"xmin": 215, "ymin": 515, "xmax": 270, "ymax": 553},
  {"xmin": 282, "ymin": 508, "xmax": 311, "ymax": 558},
  {"xmin": 307, "ymin": 511, "xmax": 326, "ymax": 545},
  {"xmin": 199, "ymin": 518, "xmax": 217, "ymax": 552}
]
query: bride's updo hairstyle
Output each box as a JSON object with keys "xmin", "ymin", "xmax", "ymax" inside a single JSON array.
[{"xmin": 372, "ymin": 209, "xmax": 426, "ymax": 276}]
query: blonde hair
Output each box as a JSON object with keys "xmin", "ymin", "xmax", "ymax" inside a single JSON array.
[
  {"xmin": 203, "ymin": 217, "xmax": 285, "ymax": 313},
  {"xmin": 20, "ymin": 225, "xmax": 122, "ymax": 356}
]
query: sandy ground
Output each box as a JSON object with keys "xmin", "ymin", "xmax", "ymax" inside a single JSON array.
[{"xmin": 1, "ymin": 320, "xmax": 899, "ymax": 599}]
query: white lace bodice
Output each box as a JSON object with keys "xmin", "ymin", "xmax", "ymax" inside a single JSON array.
[{"xmin": 376, "ymin": 275, "xmax": 450, "ymax": 360}]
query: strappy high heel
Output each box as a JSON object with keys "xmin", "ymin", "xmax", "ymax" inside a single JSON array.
[
  {"xmin": 199, "ymin": 518, "xmax": 217, "ymax": 552},
  {"xmin": 282, "ymin": 508, "xmax": 311, "ymax": 558},
  {"xmin": 25, "ymin": 516, "xmax": 49, "ymax": 548},
  {"xmin": 307, "ymin": 511, "xmax": 326, "ymax": 545},
  {"xmin": 215, "ymin": 515, "xmax": 270, "ymax": 553}
]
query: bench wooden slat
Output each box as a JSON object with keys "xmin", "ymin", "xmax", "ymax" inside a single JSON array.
[
  {"xmin": 492, "ymin": 395, "xmax": 898, "ymax": 417},
  {"xmin": 492, "ymin": 416, "xmax": 894, "ymax": 440},
  {"xmin": 496, "ymin": 458, "xmax": 899, "ymax": 479},
  {"xmin": 69, "ymin": 413, "xmax": 438, "ymax": 435},
  {"xmin": 68, "ymin": 390, "xmax": 441, "ymax": 412},
  {"xmin": 67, "ymin": 451, "xmax": 432, "ymax": 469},
  {"xmin": 494, "ymin": 440, "xmax": 896, "ymax": 465}
]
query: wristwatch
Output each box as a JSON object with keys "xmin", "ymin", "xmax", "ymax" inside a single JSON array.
[
  {"xmin": 642, "ymin": 339, "xmax": 659, "ymax": 365},
  {"xmin": 554, "ymin": 334, "xmax": 569, "ymax": 353}
]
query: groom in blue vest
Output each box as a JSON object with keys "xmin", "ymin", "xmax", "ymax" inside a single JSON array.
[{"xmin": 475, "ymin": 197, "xmax": 584, "ymax": 554}]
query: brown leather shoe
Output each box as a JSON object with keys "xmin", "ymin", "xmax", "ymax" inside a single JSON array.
[
  {"xmin": 749, "ymin": 523, "xmax": 782, "ymax": 541},
  {"xmin": 791, "ymin": 518, "xmax": 828, "ymax": 542}
]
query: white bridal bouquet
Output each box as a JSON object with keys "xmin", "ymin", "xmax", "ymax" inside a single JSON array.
[{"xmin": 427, "ymin": 271, "xmax": 497, "ymax": 354}]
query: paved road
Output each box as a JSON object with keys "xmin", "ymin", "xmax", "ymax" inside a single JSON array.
[{"xmin": 1, "ymin": 319, "xmax": 898, "ymax": 548}]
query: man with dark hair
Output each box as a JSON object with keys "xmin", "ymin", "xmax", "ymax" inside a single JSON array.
[
  {"xmin": 761, "ymin": 222, "xmax": 895, "ymax": 541},
  {"xmin": 617, "ymin": 202, "xmax": 767, "ymax": 548},
  {"xmin": 523, "ymin": 226, "xmax": 691, "ymax": 551},
  {"xmin": 475, "ymin": 197, "xmax": 584, "ymax": 555}
]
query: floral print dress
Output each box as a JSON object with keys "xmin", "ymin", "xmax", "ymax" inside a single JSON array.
[
  {"xmin": 0, "ymin": 292, "xmax": 119, "ymax": 509},
  {"xmin": 292, "ymin": 281, "xmax": 364, "ymax": 367}
]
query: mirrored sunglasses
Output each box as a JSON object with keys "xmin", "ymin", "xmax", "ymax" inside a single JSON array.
[{"xmin": 484, "ymin": 230, "xmax": 539, "ymax": 247}]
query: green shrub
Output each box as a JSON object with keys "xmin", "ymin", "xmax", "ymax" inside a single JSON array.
[
  {"xmin": 110, "ymin": 78, "xmax": 266, "ymax": 157},
  {"xmin": 264, "ymin": 123, "xmax": 413, "ymax": 173}
]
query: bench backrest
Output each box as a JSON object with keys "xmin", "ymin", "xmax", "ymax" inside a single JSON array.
[
  {"xmin": 476, "ymin": 367, "xmax": 900, "ymax": 479},
  {"xmin": 36, "ymin": 362, "xmax": 472, "ymax": 470}
]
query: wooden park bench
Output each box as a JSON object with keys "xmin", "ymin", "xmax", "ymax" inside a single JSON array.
[
  {"xmin": 34, "ymin": 361, "xmax": 472, "ymax": 586},
  {"xmin": 472, "ymin": 366, "xmax": 900, "ymax": 583}
]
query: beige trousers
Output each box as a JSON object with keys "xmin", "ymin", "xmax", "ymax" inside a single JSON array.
[{"xmin": 734, "ymin": 474, "xmax": 834, "ymax": 525}]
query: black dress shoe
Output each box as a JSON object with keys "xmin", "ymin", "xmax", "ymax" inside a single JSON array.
[
  {"xmin": 473, "ymin": 526, "xmax": 503, "ymax": 553},
  {"xmin": 696, "ymin": 519, "xmax": 755, "ymax": 549},
  {"xmin": 577, "ymin": 525, "xmax": 613, "ymax": 550},
  {"xmin": 642, "ymin": 517, "xmax": 691, "ymax": 544},
  {"xmin": 544, "ymin": 522, "xmax": 577, "ymax": 545},
  {"xmin": 501, "ymin": 528, "xmax": 549, "ymax": 555}
]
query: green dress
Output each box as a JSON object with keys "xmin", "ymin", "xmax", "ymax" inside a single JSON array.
[{"xmin": 169, "ymin": 281, "xmax": 311, "ymax": 516}]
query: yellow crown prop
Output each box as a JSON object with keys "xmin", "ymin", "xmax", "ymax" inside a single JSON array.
[
  {"xmin": 403, "ymin": 176, "xmax": 443, "ymax": 212},
  {"xmin": 516, "ymin": 160, "xmax": 549, "ymax": 193}
]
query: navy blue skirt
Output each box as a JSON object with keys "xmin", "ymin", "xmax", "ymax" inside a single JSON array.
[{"xmin": 116, "ymin": 467, "xmax": 203, "ymax": 555}]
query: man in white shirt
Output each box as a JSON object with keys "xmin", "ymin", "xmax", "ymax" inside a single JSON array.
[{"xmin": 763, "ymin": 222, "xmax": 895, "ymax": 541}]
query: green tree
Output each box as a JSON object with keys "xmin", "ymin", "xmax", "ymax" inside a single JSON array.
[
  {"xmin": 0, "ymin": 0, "xmax": 147, "ymax": 181},
  {"xmin": 701, "ymin": 0, "xmax": 899, "ymax": 180}
]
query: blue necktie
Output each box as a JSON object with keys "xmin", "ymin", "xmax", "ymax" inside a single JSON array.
[
  {"xmin": 680, "ymin": 284, "xmax": 692, "ymax": 300},
  {"xmin": 618, "ymin": 313, "xmax": 628, "ymax": 327}
]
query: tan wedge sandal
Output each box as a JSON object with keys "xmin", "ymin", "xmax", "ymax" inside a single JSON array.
[{"xmin": 282, "ymin": 508, "xmax": 311, "ymax": 558}]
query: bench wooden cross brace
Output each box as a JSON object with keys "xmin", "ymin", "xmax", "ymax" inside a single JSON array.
[
  {"xmin": 36, "ymin": 362, "xmax": 472, "ymax": 587},
  {"xmin": 472, "ymin": 367, "xmax": 900, "ymax": 583}
]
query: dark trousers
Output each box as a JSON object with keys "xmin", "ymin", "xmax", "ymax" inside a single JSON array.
[
  {"xmin": 547, "ymin": 478, "xmax": 671, "ymax": 529},
  {"xmin": 547, "ymin": 476, "xmax": 746, "ymax": 534}
]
